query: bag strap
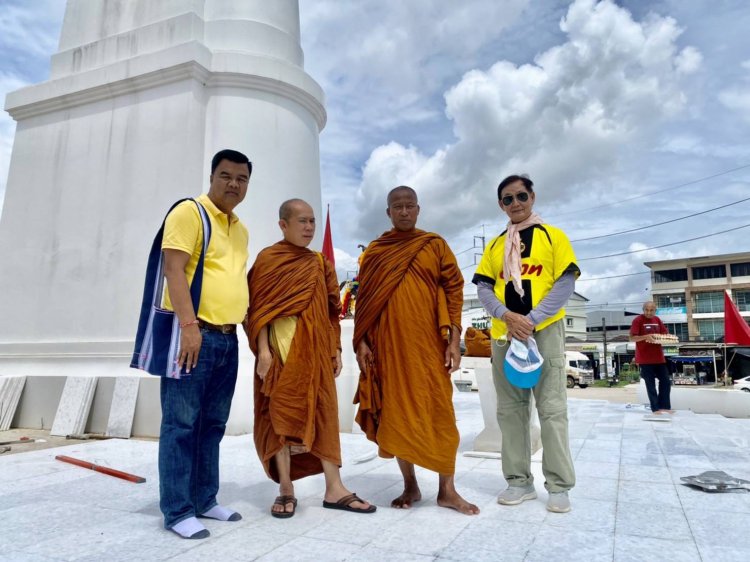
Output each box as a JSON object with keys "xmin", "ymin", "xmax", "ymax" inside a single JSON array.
[{"xmin": 150, "ymin": 199, "xmax": 212, "ymax": 313}]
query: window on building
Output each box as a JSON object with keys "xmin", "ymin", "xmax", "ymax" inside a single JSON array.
[
  {"xmin": 694, "ymin": 291, "xmax": 724, "ymax": 313},
  {"xmin": 653, "ymin": 268, "xmax": 688, "ymax": 283},
  {"xmin": 730, "ymin": 262, "xmax": 750, "ymax": 277},
  {"xmin": 696, "ymin": 319, "xmax": 724, "ymax": 341},
  {"xmin": 664, "ymin": 323, "xmax": 688, "ymax": 341},
  {"xmin": 566, "ymin": 318, "xmax": 574, "ymax": 328},
  {"xmin": 692, "ymin": 265, "xmax": 726, "ymax": 280},
  {"xmin": 735, "ymin": 290, "xmax": 750, "ymax": 312},
  {"xmin": 655, "ymin": 294, "xmax": 686, "ymax": 308}
]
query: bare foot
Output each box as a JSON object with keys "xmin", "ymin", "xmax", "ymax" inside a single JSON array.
[
  {"xmin": 437, "ymin": 489, "xmax": 480, "ymax": 515},
  {"xmin": 391, "ymin": 487, "xmax": 422, "ymax": 509}
]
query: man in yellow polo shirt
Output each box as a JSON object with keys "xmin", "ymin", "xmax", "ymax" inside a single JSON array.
[
  {"xmin": 159, "ymin": 149, "xmax": 250, "ymax": 539},
  {"xmin": 473, "ymin": 174, "xmax": 579, "ymax": 514}
]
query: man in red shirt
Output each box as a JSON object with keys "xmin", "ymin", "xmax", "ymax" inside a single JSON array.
[{"xmin": 629, "ymin": 301, "xmax": 673, "ymax": 413}]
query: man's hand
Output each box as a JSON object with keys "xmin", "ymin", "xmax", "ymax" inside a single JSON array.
[
  {"xmin": 502, "ymin": 311, "xmax": 534, "ymax": 341},
  {"xmin": 444, "ymin": 341, "xmax": 461, "ymax": 374},
  {"xmin": 334, "ymin": 350, "xmax": 342, "ymax": 378},
  {"xmin": 356, "ymin": 340, "xmax": 374, "ymax": 372},
  {"xmin": 178, "ymin": 324, "xmax": 202, "ymax": 373},
  {"xmin": 256, "ymin": 351, "xmax": 273, "ymax": 380}
]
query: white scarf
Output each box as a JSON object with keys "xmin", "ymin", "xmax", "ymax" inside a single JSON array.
[{"xmin": 504, "ymin": 212, "xmax": 544, "ymax": 298}]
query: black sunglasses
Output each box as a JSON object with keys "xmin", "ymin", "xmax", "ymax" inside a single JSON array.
[{"xmin": 501, "ymin": 191, "xmax": 530, "ymax": 206}]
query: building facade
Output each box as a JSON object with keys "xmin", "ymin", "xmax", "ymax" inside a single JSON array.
[
  {"xmin": 586, "ymin": 309, "xmax": 640, "ymax": 342},
  {"xmin": 645, "ymin": 252, "xmax": 750, "ymax": 342}
]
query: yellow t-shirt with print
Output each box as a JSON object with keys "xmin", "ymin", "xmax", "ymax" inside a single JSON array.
[{"xmin": 473, "ymin": 224, "xmax": 579, "ymax": 340}]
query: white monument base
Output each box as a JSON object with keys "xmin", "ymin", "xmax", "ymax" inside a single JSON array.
[
  {"xmin": 3, "ymin": 322, "xmax": 361, "ymax": 438},
  {"xmin": 637, "ymin": 379, "xmax": 750, "ymax": 418}
]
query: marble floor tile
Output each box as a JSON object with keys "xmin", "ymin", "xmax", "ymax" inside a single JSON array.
[
  {"xmin": 685, "ymin": 507, "xmax": 750, "ymax": 549},
  {"xmin": 255, "ymin": 536, "xmax": 366, "ymax": 562},
  {"xmin": 543, "ymin": 497, "xmax": 616, "ymax": 534},
  {"xmin": 574, "ymin": 460, "xmax": 620, "ymax": 479},
  {"xmin": 570, "ymin": 475, "xmax": 619, "ymax": 502},
  {"xmin": 617, "ymin": 480, "xmax": 681, "ymax": 508},
  {"xmin": 618, "ymin": 463, "xmax": 672, "ymax": 483},
  {"xmin": 615, "ymin": 502, "xmax": 691, "ymax": 540},
  {"xmin": 343, "ymin": 545, "xmax": 436, "ymax": 561},
  {"xmin": 438, "ymin": 518, "xmax": 540, "ymax": 561},
  {"xmin": 613, "ymin": 533, "xmax": 700, "ymax": 562},
  {"xmin": 363, "ymin": 507, "xmax": 473, "ymax": 557},
  {"xmin": 577, "ymin": 448, "xmax": 621, "ymax": 463},
  {"xmin": 525, "ymin": 526, "xmax": 614, "ymax": 562},
  {"xmin": 695, "ymin": 545, "xmax": 750, "ymax": 562}
]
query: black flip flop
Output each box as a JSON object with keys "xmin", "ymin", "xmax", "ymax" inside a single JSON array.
[
  {"xmin": 271, "ymin": 495, "xmax": 297, "ymax": 518},
  {"xmin": 322, "ymin": 493, "xmax": 377, "ymax": 514}
]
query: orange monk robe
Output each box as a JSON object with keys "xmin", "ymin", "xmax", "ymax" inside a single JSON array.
[
  {"xmin": 246, "ymin": 241, "xmax": 342, "ymax": 482},
  {"xmin": 353, "ymin": 229, "xmax": 463, "ymax": 474}
]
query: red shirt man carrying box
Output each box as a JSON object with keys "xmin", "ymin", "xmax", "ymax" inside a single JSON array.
[{"xmin": 629, "ymin": 302, "xmax": 674, "ymax": 414}]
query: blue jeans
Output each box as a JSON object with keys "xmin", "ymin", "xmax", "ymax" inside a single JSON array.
[
  {"xmin": 159, "ymin": 330, "xmax": 238, "ymax": 528},
  {"xmin": 640, "ymin": 363, "xmax": 671, "ymax": 412}
]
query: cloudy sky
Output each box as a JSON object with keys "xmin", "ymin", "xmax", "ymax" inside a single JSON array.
[{"xmin": 2, "ymin": 0, "xmax": 750, "ymax": 314}]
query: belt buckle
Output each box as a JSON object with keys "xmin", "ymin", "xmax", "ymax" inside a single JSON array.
[{"xmin": 221, "ymin": 324, "xmax": 233, "ymax": 334}]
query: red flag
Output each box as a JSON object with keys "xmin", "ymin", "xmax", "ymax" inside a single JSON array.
[
  {"xmin": 322, "ymin": 204, "xmax": 335, "ymax": 267},
  {"xmin": 724, "ymin": 290, "xmax": 750, "ymax": 345}
]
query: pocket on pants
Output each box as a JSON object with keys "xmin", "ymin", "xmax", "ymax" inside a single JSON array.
[{"xmin": 536, "ymin": 357, "xmax": 567, "ymax": 408}]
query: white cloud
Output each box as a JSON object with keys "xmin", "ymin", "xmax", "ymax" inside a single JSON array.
[
  {"xmin": 333, "ymin": 247, "xmax": 361, "ymax": 283},
  {"xmin": 352, "ymin": 0, "xmax": 701, "ymax": 242},
  {"xmin": 719, "ymin": 90, "xmax": 750, "ymax": 122}
]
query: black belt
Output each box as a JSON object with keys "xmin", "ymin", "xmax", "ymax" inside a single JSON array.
[{"xmin": 198, "ymin": 319, "xmax": 237, "ymax": 334}]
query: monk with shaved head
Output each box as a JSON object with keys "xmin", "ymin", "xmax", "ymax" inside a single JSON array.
[
  {"xmin": 354, "ymin": 186, "xmax": 479, "ymax": 515},
  {"xmin": 246, "ymin": 199, "xmax": 375, "ymax": 518}
]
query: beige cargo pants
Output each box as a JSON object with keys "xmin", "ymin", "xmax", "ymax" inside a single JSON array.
[{"xmin": 491, "ymin": 319, "xmax": 575, "ymax": 492}]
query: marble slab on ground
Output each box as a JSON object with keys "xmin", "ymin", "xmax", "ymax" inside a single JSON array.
[
  {"xmin": 2, "ymin": 392, "xmax": 750, "ymax": 561},
  {"xmin": 49, "ymin": 376, "xmax": 98, "ymax": 437},
  {"xmin": 106, "ymin": 376, "xmax": 140, "ymax": 438},
  {"xmin": 0, "ymin": 375, "xmax": 26, "ymax": 430}
]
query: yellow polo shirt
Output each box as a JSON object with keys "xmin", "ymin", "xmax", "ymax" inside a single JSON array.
[
  {"xmin": 162, "ymin": 194, "xmax": 249, "ymax": 325},
  {"xmin": 473, "ymin": 224, "xmax": 579, "ymax": 339}
]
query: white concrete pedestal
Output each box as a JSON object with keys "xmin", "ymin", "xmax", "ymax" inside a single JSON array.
[{"xmin": 336, "ymin": 319, "xmax": 358, "ymax": 433}]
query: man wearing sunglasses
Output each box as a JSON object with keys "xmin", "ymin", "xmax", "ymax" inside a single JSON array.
[{"xmin": 473, "ymin": 174, "xmax": 580, "ymax": 513}]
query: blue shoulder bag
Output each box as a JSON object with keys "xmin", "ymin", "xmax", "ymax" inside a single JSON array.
[{"xmin": 130, "ymin": 199, "xmax": 211, "ymax": 378}]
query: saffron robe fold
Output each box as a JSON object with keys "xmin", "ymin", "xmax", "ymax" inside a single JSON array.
[
  {"xmin": 246, "ymin": 241, "xmax": 342, "ymax": 482},
  {"xmin": 353, "ymin": 229, "xmax": 463, "ymax": 474}
]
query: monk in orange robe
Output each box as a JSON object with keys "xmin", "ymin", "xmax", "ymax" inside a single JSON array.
[
  {"xmin": 246, "ymin": 199, "xmax": 375, "ymax": 518},
  {"xmin": 354, "ymin": 186, "xmax": 479, "ymax": 515}
]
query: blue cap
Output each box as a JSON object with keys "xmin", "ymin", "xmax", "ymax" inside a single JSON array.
[{"xmin": 503, "ymin": 336, "xmax": 544, "ymax": 388}]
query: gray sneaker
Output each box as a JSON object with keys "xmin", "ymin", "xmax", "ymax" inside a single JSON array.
[
  {"xmin": 497, "ymin": 485, "xmax": 537, "ymax": 505},
  {"xmin": 547, "ymin": 491, "xmax": 571, "ymax": 513}
]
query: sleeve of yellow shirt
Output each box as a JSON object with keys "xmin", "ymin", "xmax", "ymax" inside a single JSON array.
[
  {"xmin": 550, "ymin": 226, "xmax": 580, "ymax": 280},
  {"xmin": 473, "ymin": 235, "xmax": 501, "ymax": 286},
  {"xmin": 162, "ymin": 201, "xmax": 202, "ymax": 255}
]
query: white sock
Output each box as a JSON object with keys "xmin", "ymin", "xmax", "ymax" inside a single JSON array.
[
  {"xmin": 171, "ymin": 516, "xmax": 210, "ymax": 539},
  {"xmin": 201, "ymin": 505, "xmax": 242, "ymax": 522}
]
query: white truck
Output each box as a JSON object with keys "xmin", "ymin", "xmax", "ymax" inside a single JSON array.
[{"xmin": 566, "ymin": 350, "xmax": 594, "ymax": 389}]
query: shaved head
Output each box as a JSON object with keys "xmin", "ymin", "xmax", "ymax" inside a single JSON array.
[
  {"xmin": 279, "ymin": 198, "xmax": 310, "ymax": 221},
  {"xmin": 387, "ymin": 185, "xmax": 418, "ymax": 206}
]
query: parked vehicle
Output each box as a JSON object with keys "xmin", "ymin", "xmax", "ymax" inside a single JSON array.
[
  {"xmin": 566, "ymin": 351, "xmax": 594, "ymax": 389},
  {"xmin": 734, "ymin": 375, "xmax": 750, "ymax": 392}
]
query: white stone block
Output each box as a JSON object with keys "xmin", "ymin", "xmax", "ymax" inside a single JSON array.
[
  {"xmin": 50, "ymin": 377, "xmax": 98, "ymax": 437},
  {"xmin": 105, "ymin": 376, "xmax": 140, "ymax": 438}
]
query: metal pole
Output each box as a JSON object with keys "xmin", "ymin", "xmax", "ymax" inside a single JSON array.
[{"xmin": 602, "ymin": 317, "xmax": 609, "ymax": 379}]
